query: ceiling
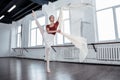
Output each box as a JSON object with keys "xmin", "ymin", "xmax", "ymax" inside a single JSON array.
[{"xmin": 0, "ymin": 0, "xmax": 57, "ymax": 24}]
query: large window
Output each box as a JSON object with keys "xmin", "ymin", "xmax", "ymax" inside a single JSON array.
[
  {"xmin": 29, "ymin": 16, "xmax": 45, "ymax": 46},
  {"xmin": 55, "ymin": 9, "xmax": 71, "ymax": 45},
  {"xmin": 29, "ymin": 10, "xmax": 71, "ymax": 46},
  {"xmin": 115, "ymin": 7, "xmax": 120, "ymax": 38},
  {"xmin": 17, "ymin": 25, "xmax": 22, "ymax": 47},
  {"xmin": 97, "ymin": 9, "xmax": 115, "ymax": 41},
  {"xmin": 96, "ymin": 0, "xmax": 120, "ymax": 41}
]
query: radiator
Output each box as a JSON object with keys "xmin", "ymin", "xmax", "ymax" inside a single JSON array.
[{"xmin": 96, "ymin": 45, "xmax": 120, "ymax": 61}]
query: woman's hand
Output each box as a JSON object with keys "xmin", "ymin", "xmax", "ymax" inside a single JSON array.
[
  {"xmin": 32, "ymin": 10, "xmax": 37, "ymax": 19},
  {"xmin": 57, "ymin": 30, "xmax": 61, "ymax": 33}
]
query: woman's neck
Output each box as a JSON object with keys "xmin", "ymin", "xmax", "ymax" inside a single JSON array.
[
  {"xmin": 50, "ymin": 22, "xmax": 54, "ymax": 24},
  {"xmin": 49, "ymin": 22, "xmax": 54, "ymax": 27}
]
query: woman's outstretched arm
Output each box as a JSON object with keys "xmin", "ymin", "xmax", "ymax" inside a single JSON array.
[
  {"xmin": 56, "ymin": 7, "xmax": 64, "ymax": 31},
  {"xmin": 32, "ymin": 10, "xmax": 44, "ymax": 36},
  {"xmin": 57, "ymin": 7, "xmax": 63, "ymax": 23}
]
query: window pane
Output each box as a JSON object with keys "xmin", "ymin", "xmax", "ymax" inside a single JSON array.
[
  {"xmin": 17, "ymin": 26, "xmax": 21, "ymax": 47},
  {"xmin": 115, "ymin": 7, "xmax": 120, "ymax": 38},
  {"xmin": 63, "ymin": 10, "xmax": 69, "ymax": 20},
  {"xmin": 18, "ymin": 26, "xmax": 21, "ymax": 33},
  {"xmin": 17, "ymin": 34, "xmax": 20, "ymax": 47},
  {"xmin": 57, "ymin": 9, "xmax": 71, "ymax": 44},
  {"xmin": 19, "ymin": 35, "xmax": 21, "ymax": 47},
  {"xmin": 96, "ymin": 0, "xmax": 120, "ymax": 10},
  {"xmin": 97, "ymin": 8, "xmax": 115, "ymax": 41},
  {"xmin": 64, "ymin": 20, "xmax": 70, "ymax": 34},
  {"xmin": 57, "ymin": 10, "xmax": 60, "ymax": 18},
  {"xmin": 37, "ymin": 16, "xmax": 45, "ymax": 26},
  {"xmin": 37, "ymin": 29, "xmax": 42, "ymax": 45},
  {"xmin": 56, "ymin": 33, "xmax": 63, "ymax": 44},
  {"xmin": 56, "ymin": 24, "xmax": 63, "ymax": 44},
  {"xmin": 57, "ymin": 10, "xmax": 69, "ymax": 20},
  {"xmin": 31, "ymin": 29, "xmax": 36, "ymax": 46},
  {"xmin": 30, "ymin": 16, "xmax": 45, "ymax": 46},
  {"xmin": 17, "ymin": 34, "xmax": 21, "ymax": 47},
  {"xmin": 64, "ymin": 20, "xmax": 71, "ymax": 43},
  {"xmin": 31, "ymin": 20, "xmax": 37, "ymax": 28}
]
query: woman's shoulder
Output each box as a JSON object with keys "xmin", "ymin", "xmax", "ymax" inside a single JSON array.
[
  {"xmin": 46, "ymin": 25, "xmax": 50, "ymax": 27},
  {"xmin": 55, "ymin": 21, "xmax": 59, "ymax": 26},
  {"xmin": 55, "ymin": 21, "xmax": 59, "ymax": 24}
]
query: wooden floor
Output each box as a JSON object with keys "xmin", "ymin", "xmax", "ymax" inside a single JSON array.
[{"xmin": 0, "ymin": 58, "xmax": 120, "ymax": 80}]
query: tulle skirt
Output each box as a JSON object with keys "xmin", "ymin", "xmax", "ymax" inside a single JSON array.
[
  {"xmin": 60, "ymin": 32, "xmax": 88, "ymax": 62},
  {"xmin": 43, "ymin": 32, "xmax": 54, "ymax": 48}
]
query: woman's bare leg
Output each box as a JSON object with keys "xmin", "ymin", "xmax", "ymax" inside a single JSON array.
[{"xmin": 45, "ymin": 47, "xmax": 51, "ymax": 72}]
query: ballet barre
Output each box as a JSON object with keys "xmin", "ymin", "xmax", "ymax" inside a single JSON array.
[
  {"xmin": 88, "ymin": 42, "xmax": 120, "ymax": 52},
  {"xmin": 12, "ymin": 47, "xmax": 45, "ymax": 52},
  {"xmin": 13, "ymin": 42, "xmax": 120, "ymax": 53},
  {"xmin": 12, "ymin": 44, "xmax": 75, "ymax": 52}
]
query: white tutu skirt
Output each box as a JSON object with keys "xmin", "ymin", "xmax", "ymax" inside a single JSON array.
[
  {"xmin": 60, "ymin": 32, "xmax": 88, "ymax": 62},
  {"xmin": 43, "ymin": 32, "xmax": 54, "ymax": 48}
]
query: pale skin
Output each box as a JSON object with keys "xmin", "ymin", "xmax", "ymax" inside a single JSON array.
[{"xmin": 32, "ymin": 10, "xmax": 61, "ymax": 73}]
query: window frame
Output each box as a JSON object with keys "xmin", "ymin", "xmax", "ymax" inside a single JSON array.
[
  {"xmin": 16, "ymin": 25, "xmax": 22, "ymax": 48},
  {"xmin": 54, "ymin": 8, "xmax": 71, "ymax": 45},
  {"xmin": 95, "ymin": 0, "xmax": 120, "ymax": 42},
  {"xmin": 29, "ymin": 16, "xmax": 45, "ymax": 47}
]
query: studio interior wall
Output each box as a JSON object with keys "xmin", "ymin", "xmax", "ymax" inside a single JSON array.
[
  {"xmin": 0, "ymin": 23, "xmax": 12, "ymax": 57},
  {"xmin": 9, "ymin": 0, "xmax": 97, "ymax": 63}
]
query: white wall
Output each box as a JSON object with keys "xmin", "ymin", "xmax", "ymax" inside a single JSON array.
[
  {"xmin": 0, "ymin": 23, "xmax": 12, "ymax": 57},
  {"xmin": 9, "ymin": 0, "xmax": 97, "ymax": 62}
]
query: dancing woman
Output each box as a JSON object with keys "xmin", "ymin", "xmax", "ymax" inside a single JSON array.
[
  {"xmin": 32, "ymin": 10, "xmax": 61, "ymax": 72},
  {"xmin": 32, "ymin": 8, "xmax": 88, "ymax": 72}
]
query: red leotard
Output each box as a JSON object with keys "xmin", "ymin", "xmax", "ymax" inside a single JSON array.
[{"xmin": 46, "ymin": 21, "xmax": 59, "ymax": 35}]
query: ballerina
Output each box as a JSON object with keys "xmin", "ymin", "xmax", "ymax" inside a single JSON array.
[
  {"xmin": 32, "ymin": 6, "xmax": 88, "ymax": 72},
  {"xmin": 32, "ymin": 10, "xmax": 61, "ymax": 72}
]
